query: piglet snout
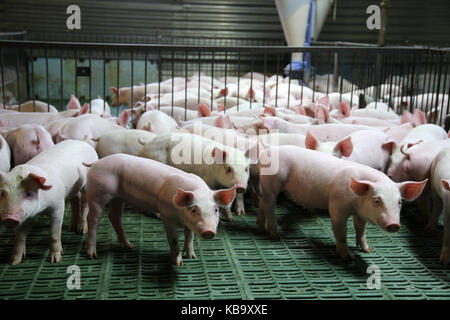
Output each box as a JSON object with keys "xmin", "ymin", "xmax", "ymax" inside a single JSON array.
[
  {"xmin": 201, "ymin": 230, "xmax": 216, "ymax": 240},
  {"xmin": 385, "ymin": 223, "xmax": 400, "ymax": 233},
  {"xmin": 2, "ymin": 213, "xmax": 22, "ymax": 228},
  {"xmin": 236, "ymin": 184, "xmax": 246, "ymax": 193}
]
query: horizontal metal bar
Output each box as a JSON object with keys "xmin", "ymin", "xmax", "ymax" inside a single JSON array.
[{"xmin": 0, "ymin": 40, "xmax": 447, "ymax": 54}]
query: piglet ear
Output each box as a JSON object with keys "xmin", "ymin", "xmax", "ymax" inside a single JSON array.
[
  {"xmin": 220, "ymin": 87, "xmax": 229, "ymax": 97},
  {"xmin": 334, "ymin": 136, "xmax": 353, "ymax": 157},
  {"xmin": 295, "ymin": 105, "xmax": 306, "ymax": 115},
  {"xmin": 350, "ymin": 177, "xmax": 372, "ymax": 196},
  {"xmin": 223, "ymin": 115, "xmax": 232, "ymax": 129},
  {"xmin": 214, "ymin": 115, "xmax": 226, "ymax": 128},
  {"xmin": 398, "ymin": 179, "xmax": 428, "ymax": 201},
  {"xmin": 314, "ymin": 105, "xmax": 329, "ymax": 124},
  {"xmin": 110, "ymin": 87, "xmax": 118, "ymax": 95},
  {"xmin": 261, "ymin": 117, "xmax": 277, "ymax": 132},
  {"xmin": 214, "ymin": 185, "xmax": 237, "ymax": 206},
  {"xmin": 413, "ymin": 109, "xmax": 427, "ymax": 125},
  {"xmin": 305, "ymin": 131, "xmax": 319, "ymax": 150},
  {"xmin": 304, "ymin": 104, "xmax": 316, "ymax": 118},
  {"xmin": 67, "ymin": 95, "xmax": 81, "ymax": 110},
  {"xmin": 318, "ymin": 95, "xmax": 329, "ymax": 107},
  {"xmin": 401, "ymin": 110, "xmax": 413, "ymax": 124},
  {"xmin": 198, "ymin": 102, "xmax": 211, "ymax": 117},
  {"xmin": 264, "ymin": 106, "xmax": 277, "ymax": 117},
  {"xmin": 382, "ymin": 140, "xmax": 396, "ymax": 155},
  {"xmin": 118, "ymin": 110, "xmax": 129, "ymax": 127},
  {"xmin": 173, "ymin": 188, "xmax": 194, "ymax": 207},
  {"xmin": 211, "ymin": 147, "xmax": 226, "ymax": 164},
  {"xmin": 338, "ymin": 101, "xmax": 351, "ymax": 118},
  {"xmin": 26, "ymin": 173, "xmax": 52, "ymax": 191},
  {"xmin": 78, "ymin": 103, "xmax": 89, "ymax": 116},
  {"xmin": 442, "ymin": 179, "xmax": 450, "ymax": 191}
]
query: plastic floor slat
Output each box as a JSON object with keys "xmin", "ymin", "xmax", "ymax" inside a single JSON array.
[{"xmin": 0, "ymin": 195, "xmax": 449, "ymax": 300}]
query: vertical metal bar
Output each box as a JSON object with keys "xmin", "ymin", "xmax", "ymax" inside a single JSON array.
[
  {"xmin": 287, "ymin": 52, "xmax": 292, "ymax": 109},
  {"xmin": 445, "ymin": 52, "xmax": 450, "ymax": 124},
  {"xmin": 185, "ymin": 50, "xmax": 188, "ymax": 120},
  {"xmin": 198, "ymin": 50, "xmax": 201, "ymax": 106},
  {"xmin": 301, "ymin": 51, "xmax": 306, "ymax": 104},
  {"xmin": 103, "ymin": 49, "xmax": 106, "ymax": 112},
  {"xmin": 326, "ymin": 51, "xmax": 331, "ymax": 96},
  {"xmin": 333, "ymin": 51, "xmax": 339, "ymax": 91},
  {"xmin": 158, "ymin": 50, "xmax": 161, "ymax": 111},
  {"xmin": 438, "ymin": 53, "xmax": 448, "ymax": 126},
  {"xmin": 45, "ymin": 48, "xmax": 49, "ymax": 112},
  {"xmin": 0, "ymin": 48, "xmax": 5, "ymax": 109},
  {"xmin": 421, "ymin": 51, "xmax": 430, "ymax": 112},
  {"xmin": 15, "ymin": 51, "xmax": 21, "ymax": 107},
  {"xmin": 263, "ymin": 51, "xmax": 267, "ymax": 107},
  {"xmin": 210, "ymin": 51, "xmax": 214, "ymax": 113},
  {"xmin": 250, "ymin": 50, "xmax": 254, "ymax": 109},
  {"xmin": 387, "ymin": 52, "xmax": 394, "ymax": 108},
  {"xmin": 89, "ymin": 48, "xmax": 92, "ymax": 113},
  {"xmin": 60, "ymin": 49, "xmax": 63, "ymax": 110},
  {"xmin": 311, "ymin": 52, "xmax": 316, "ymax": 103},
  {"xmin": 237, "ymin": 50, "xmax": 240, "ymax": 111},
  {"xmin": 117, "ymin": 48, "xmax": 120, "ymax": 117},
  {"xmin": 275, "ymin": 53, "xmax": 279, "ymax": 108},
  {"xmin": 171, "ymin": 49, "xmax": 174, "ymax": 112},
  {"xmin": 130, "ymin": 50, "xmax": 134, "ymax": 110},
  {"xmin": 144, "ymin": 49, "xmax": 147, "ymax": 111},
  {"xmin": 224, "ymin": 50, "xmax": 227, "ymax": 114},
  {"xmin": 339, "ymin": 51, "xmax": 344, "ymax": 103},
  {"xmin": 434, "ymin": 52, "xmax": 443, "ymax": 125},
  {"xmin": 350, "ymin": 52, "xmax": 356, "ymax": 107},
  {"xmin": 31, "ymin": 48, "xmax": 35, "ymax": 111},
  {"xmin": 75, "ymin": 49, "xmax": 78, "ymax": 100}
]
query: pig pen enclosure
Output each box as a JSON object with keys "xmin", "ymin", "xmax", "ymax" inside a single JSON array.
[{"xmin": 0, "ymin": 40, "xmax": 450, "ymax": 300}]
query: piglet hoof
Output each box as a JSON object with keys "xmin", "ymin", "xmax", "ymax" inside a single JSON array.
[
  {"xmin": 173, "ymin": 255, "xmax": 183, "ymax": 266},
  {"xmin": 183, "ymin": 250, "xmax": 197, "ymax": 259},
  {"xmin": 236, "ymin": 207, "xmax": 246, "ymax": 216},
  {"xmin": 78, "ymin": 223, "xmax": 88, "ymax": 235},
  {"xmin": 50, "ymin": 250, "xmax": 63, "ymax": 263},
  {"xmin": 10, "ymin": 255, "xmax": 23, "ymax": 266},
  {"xmin": 120, "ymin": 240, "xmax": 134, "ymax": 249},
  {"xmin": 440, "ymin": 247, "xmax": 449, "ymax": 265},
  {"xmin": 86, "ymin": 245, "xmax": 97, "ymax": 259},
  {"xmin": 361, "ymin": 246, "xmax": 372, "ymax": 254},
  {"xmin": 336, "ymin": 245, "xmax": 354, "ymax": 261},
  {"xmin": 268, "ymin": 229, "xmax": 280, "ymax": 240}
]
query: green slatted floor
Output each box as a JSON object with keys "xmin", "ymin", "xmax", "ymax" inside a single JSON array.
[{"xmin": 0, "ymin": 195, "xmax": 449, "ymax": 300}]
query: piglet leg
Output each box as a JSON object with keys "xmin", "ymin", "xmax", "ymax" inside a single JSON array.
[
  {"xmin": 49, "ymin": 204, "xmax": 64, "ymax": 263},
  {"xmin": 183, "ymin": 227, "xmax": 197, "ymax": 259},
  {"xmin": 234, "ymin": 193, "xmax": 246, "ymax": 216},
  {"xmin": 79, "ymin": 190, "xmax": 89, "ymax": 234},
  {"xmin": 163, "ymin": 220, "xmax": 182, "ymax": 266},
  {"xmin": 440, "ymin": 206, "xmax": 449, "ymax": 265},
  {"xmin": 107, "ymin": 198, "xmax": 133, "ymax": 249},
  {"xmin": 10, "ymin": 220, "xmax": 33, "ymax": 265},
  {"xmin": 69, "ymin": 192, "xmax": 81, "ymax": 233},
  {"xmin": 353, "ymin": 215, "xmax": 372, "ymax": 253},
  {"xmin": 331, "ymin": 216, "xmax": 352, "ymax": 260},
  {"xmin": 426, "ymin": 191, "xmax": 442, "ymax": 233}
]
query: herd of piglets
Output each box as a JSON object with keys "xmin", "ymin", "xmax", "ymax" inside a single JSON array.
[{"xmin": 0, "ymin": 71, "xmax": 449, "ymax": 267}]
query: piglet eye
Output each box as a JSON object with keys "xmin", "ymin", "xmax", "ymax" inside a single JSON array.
[
  {"xmin": 226, "ymin": 167, "xmax": 232, "ymax": 173},
  {"xmin": 373, "ymin": 198, "xmax": 381, "ymax": 207},
  {"xmin": 0, "ymin": 191, "xmax": 5, "ymax": 198},
  {"xmin": 26, "ymin": 192, "xmax": 32, "ymax": 198}
]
